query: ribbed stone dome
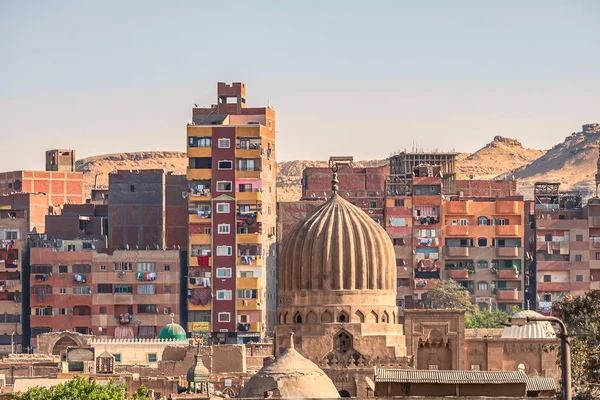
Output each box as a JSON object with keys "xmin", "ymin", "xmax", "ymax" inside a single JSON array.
[
  {"xmin": 501, "ymin": 310, "xmax": 557, "ymax": 339},
  {"xmin": 279, "ymin": 193, "xmax": 396, "ymax": 293}
]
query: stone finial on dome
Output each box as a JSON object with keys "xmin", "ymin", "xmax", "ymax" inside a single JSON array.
[
  {"xmin": 331, "ymin": 164, "xmax": 339, "ymax": 194},
  {"xmin": 289, "ymin": 331, "xmax": 294, "ymax": 350}
]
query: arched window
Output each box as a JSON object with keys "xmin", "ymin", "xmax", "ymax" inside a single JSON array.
[
  {"xmin": 478, "ymin": 216, "xmax": 489, "ymax": 226},
  {"xmin": 294, "ymin": 312, "xmax": 302, "ymax": 324},
  {"xmin": 333, "ymin": 330, "xmax": 353, "ymax": 353},
  {"xmin": 477, "ymin": 237, "xmax": 488, "ymax": 247},
  {"xmin": 477, "ymin": 260, "xmax": 488, "ymax": 269},
  {"xmin": 337, "ymin": 311, "xmax": 349, "ymax": 323},
  {"xmin": 477, "ymin": 281, "xmax": 488, "ymax": 291}
]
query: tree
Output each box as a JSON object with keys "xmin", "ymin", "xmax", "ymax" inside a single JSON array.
[
  {"xmin": 14, "ymin": 376, "xmax": 127, "ymax": 400},
  {"xmin": 423, "ymin": 279, "xmax": 475, "ymax": 312},
  {"xmin": 132, "ymin": 385, "xmax": 151, "ymax": 400},
  {"xmin": 552, "ymin": 292, "xmax": 600, "ymax": 400},
  {"xmin": 465, "ymin": 309, "xmax": 507, "ymax": 328}
]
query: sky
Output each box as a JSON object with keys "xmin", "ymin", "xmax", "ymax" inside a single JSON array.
[{"xmin": 1, "ymin": 1, "xmax": 599, "ymax": 171}]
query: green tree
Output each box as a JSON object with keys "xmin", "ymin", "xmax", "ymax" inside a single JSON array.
[
  {"xmin": 132, "ymin": 385, "xmax": 151, "ymax": 400},
  {"xmin": 423, "ymin": 279, "xmax": 475, "ymax": 312},
  {"xmin": 465, "ymin": 309, "xmax": 507, "ymax": 328},
  {"xmin": 552, "ymin": 292, "xmax": 600, "ymax": 400},
  {"xmin": 14, "ymin": 376, "xmax": 127, "ymax": 400}
]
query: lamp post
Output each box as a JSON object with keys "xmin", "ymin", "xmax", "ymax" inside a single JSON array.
[{"xmin": 506, "ymin": 315, "xmax": 571, "ymax": 400}]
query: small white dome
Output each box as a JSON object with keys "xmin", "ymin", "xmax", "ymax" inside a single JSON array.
[{"xmin": 501, "ymin": 310, "xmax": 556, "ymax": 339}]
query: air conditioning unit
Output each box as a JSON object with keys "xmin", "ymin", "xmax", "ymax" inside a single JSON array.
[{"xmin": 163, "ymin": 308, "xmax": 169, "ymax": 314}]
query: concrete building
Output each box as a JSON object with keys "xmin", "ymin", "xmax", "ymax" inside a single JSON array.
[
  {"xmin": 29, "ymin": 246, "xmax": 182, "ymax": 348},
  {"xmin": 532, "ymin": 182, "xmax": 589, "ymax": 314},
  {"xmin": 109, "ymin": 169, "xmax": 188, "ymax": 250},
  {"xmin": 0, "ymin": 193, "xmax": 50, "ymax": 234},
  {"xmin": 0, "ymin": 150, "xmax": 83, "ymax": 207},
  {"xmin": 45, "ymin": 203, "xmax": 108, "ymax": 241},
  {"xmin": 0, "ymin": 207, "xmax": 26, "ymax": 353},
  {"xmin": 186, "ymin": 82, "xmax": 277, "ymax": 343}
]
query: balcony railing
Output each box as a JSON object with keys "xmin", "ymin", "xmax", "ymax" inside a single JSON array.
[
  {"xmin": 495, "ymin": 288, "xmax": 520, "ymax": 301},
  {"xmin": 447, "ymin": 269, "xmax": 470, "ymax": 280}
]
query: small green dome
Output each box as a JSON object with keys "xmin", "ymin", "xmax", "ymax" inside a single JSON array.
[{"xmin": 159, "ymin": 314, "xmax": 187, "ymax": 340}]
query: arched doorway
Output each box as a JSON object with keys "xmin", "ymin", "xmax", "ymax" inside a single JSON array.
[{"xmin": 339, "ymin": 390, "xmax": 351, "ymax": 397}]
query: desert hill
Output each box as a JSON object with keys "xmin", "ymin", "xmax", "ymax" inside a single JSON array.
[{"xmin": 75, "ymin": 124, "xmax": 600, "ymax": 201}]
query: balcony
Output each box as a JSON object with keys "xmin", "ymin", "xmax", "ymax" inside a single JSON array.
[
  {"xmin": 188, "ymin": 301, "xmax": 211, "ymax": 311},
  {"xmin": 237, "ymin": 277, "xmax": 260, "ymax": 290},
  {"xmin": 189, "ymin": 256, "xmax": 211, "ymax": 268},
  {"xmin": 190, "ymin": 234, "xmax": 211, "ymax": 246},
  {"xmin": 187, "ymin": 147, "xmax": 212, "ymax": 158},
  {"xmin": 445, "ymin": 201, "xmax": 470, "ymax": 215},
  {"xmin": 496, "ymin": 247, "xmax": 519, "ymax": 257},
  {"xmin": 237, "ymin": 233, "xmax": 261, "ymax": 244},
  {"xmin": 237, "ymin": 256, "xmax": 261, "ymax": 266},
  {"xmin": 446, "ymin": 225, "xmax": 469, "ymax": 236},
  {"xmin": 189, "ymin": 212, "xmax": 212, "ymax": 224},
  {"xmin": 447, "ymin": 269, "xmax": 470, "ymax": 280},
  {"xmin": 187, "ymin": 168, "xmax": 212, "ymax": 181},
  {"xmin": 236, "ymin": 170, "xmax": 261, "ymax": 179},
  {"xmin": 446, "ymin": 247, "xmax": 469, "ymax": 257},
  {"xmin": 238, "ymin": 322, "xmax": 261, "ymax": 333},
  {"xmin": 536, "ymin": 282, "xmax": 570, "ymax": 292},
  {"xmin": 236, "ymin": 148, "xmax": 261, "ymax": 158},
  {"xmin": 414, "ymin": 279, "xmax": 437, "ymax": 290},
  {"xmin": 236, "ymin": 191, "xmax": 261, "ymax": 202},
  {"xmin": 237, "ymin": 298, "xmax": 259, "ymax": 311},
  {"xmin": 495, "ymin": 269, "xmax": 520, "ymax": 279},
  {"xmin": 495, "ymin": 288, "xmax": 520, "ymax": 301},
  {"xmin": 495, "ymin": 201, "xmax": 520, "ymax": 214},
  {"xmin": 495, "ymin": 225, "xmax": 520, "ymax": 237}
]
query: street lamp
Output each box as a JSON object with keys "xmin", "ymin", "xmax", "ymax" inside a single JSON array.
[{"xmin": 505, "ymin": 315, "xmax": 571, "ymax": 400}]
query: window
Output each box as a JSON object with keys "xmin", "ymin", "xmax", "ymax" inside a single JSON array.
[
  {"xmin": 164, "ymin": 265, "xmax": 171, "ymax": 271},
  {"xmin": 477, "ymin": 217, "xmax": 489, "ymax": 226},
  {"xmin": 137, "ymin": 304, "xmax": 158, "ymax": 314},
  {"xmin": 216, "ymin": 246, "xmax": 232, "ymax": 256},
  {"xmin": 576, "ymin": 234, "xmax": 583, "ymax": 242},
  {"xmin": 240, "ymin": 271, "xmax": 254, "ymax": 278},
  {"xmin": 147, "ymin": 353, "xmax": 158, "ymax": 363},
  {"xmin": 82, "ymin": 242, "xmax": 93, "ymax": 250},
  {"xmin": 114, "ymin": 262, "xmax": 133, "ymax": 271},
  {"xmin": 477, "ymin": 281, "xmax": 488, "ymax": 291},
  {"xmin": 218, "ymin": 312, "xmax": 230, "ymax": 322},
  {"xmin": 189, "ymin": 136, "xmax": 212, "ymax": 148},
  {"xmin": 545, "ymin": 234, "xmax": 552, "ymax": 242},
  {"xmin": 218, "ymin": 138, "xmax": 230, "ymax": 148},
  {"xmin": 451, "ymin": 219, "xmax": 458, "ymax": 226},
  {"xmin": 114, "ymin": 284, "xmax": 133, "ymax": 294},
  {"xmin": 59, "ymin": 288, "xmax": 66, "ymax": 294},
  {"xmin": 496, "ymin": 218, "xmax": 508, "ymax": 225},
  {"xmin": 543, "ymin": 275, "xmax": 551, "ymax": 282},
  {"xmin": 573, "ymin": 274, "xmax": 584, "ymax": 282},
  {"xmin": 99, "ymin": 307, "xmax": 107, "ymax": 314},
  {"xmin": 239, "ymin": 314, "xmax": 250, "ymax": 323},
  {"xmin": 137, "ymin": 284, "xmax": 156, "ymax": 295},
  {"xmin": 218, "ymin": 224, "xmax": 231, "ymax": 234},
  {"xmin": 238, "ymin": 159, "xmax": 256, "ymax": 171},
  {"xmin": 216, "ymin": 203, "xmax": 230, "ymax": 213},
  {"xmin": 114, "ymin": 354, "xmax": 121, "ymax": 363},
  {"xmin": 459, "ymin": 219, "xmax": 469, "ymax": 226},
  {"xmin": 390, "ymin": 218, "xmax": 406, "ymax": 227},
  {"xmin": 216, "ymin": 268, "xmax": 232, "ymax": 278},
  {"xmin": 72, "ymin": 264, "xmax": 91, "ymax": 273},
  {"xmin": 394, "ymin": 199, "xmax": 404, "ymax": 207},
  {"xmin": 370, "ymin": 201, "xmax": 377, "ymax": 209},
  {"xmin": 543, "ymin": 294, "xmax": 551, "ymax": 302},
  {"xmin": 216, "ymin": 290, "xmax": 232, "ymax": 300},
  {"xmin": 218, "ymin": 160, "xmax": 233, "ymax": 170},
  {"xmin": 97, "ymin": 284, "xmax": 113, "ymax": 294},
  {"xmin": 130, "ymin": 185, "xmax": 135, "ymax": 192},
  {"xmin": 477, "ymin": 260, "xmax": 488, "ymax": 269},
  {"xmin": 477, "ymin": 238, "xmax": 488, "ymax": 247},
  {"xmin": 203, "ymin": 227, "xmax": 211, "ymax": 234},
  {"xmin": 59, "ymin": 265, "xmax": 68, "ymax": 274},
  {"xmin": 72, "ymin": 286, "xmax": 91, "ymax": 295},
  {"xmin": 575, "ymin": 254, "xmax": 583, "ymax": 262},
  {"xmin": 217, "ymin": 181, "xmax": 232, "ymax": 192},
  {"xmin": 100, "ymin": 265, "xmax": 107, "ymax": 271},
  {"xmin": 237, "ymin": 289, "xmax": 258, "ymax": 299},
  {"xmin": 137, "ymin": 262, "xmax": 156, "ymax": 272}
]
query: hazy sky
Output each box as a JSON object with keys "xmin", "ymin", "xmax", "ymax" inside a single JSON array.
[{"xmin": 1, "ymin": 1, "xmax": 599, "ymax": 171}]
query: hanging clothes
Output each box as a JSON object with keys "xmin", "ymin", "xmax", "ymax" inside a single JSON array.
[{"xmin": 197, "ymin": 256, "xmax": 210, "ymax": 267}]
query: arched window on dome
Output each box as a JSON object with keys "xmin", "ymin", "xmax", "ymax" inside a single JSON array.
[
  {"xmin": 294, "ymin": 312, "xmax": 302, "ymax": 324},
  {"xmin": 337, "ymin": 311, "xmax": 349, "ymax": 323},
  {"xmin": 381, "ymin": 311, "xmax": 389, "ymax": 323},
  {"xmin": 478, "ymin": 216, "xmax": 489, "ymax": 226},
  {"xmin": 354, "ymin": 310, "xmax": 365, "ymax": 323},
  {"xmin": 333, "ymin": 330, "xmax": 353, "ymax": 354}
]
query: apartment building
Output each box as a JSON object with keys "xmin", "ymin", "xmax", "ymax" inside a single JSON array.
[
  {"xmin": 0, "ymin": 207, "xmax": 26, "ymax": 353},
  {"xmin": 0, "ymin": 150, "xmax": 83, "ymax": 207},
  {"xmin": 186, "ymin": 82, "xmax": 277, "ymax": 343},
  {"xmin": 533, "ymin": 183, "xmax": 589, "ymax": 314},
  {"xmin": 29, "ymin": 246, "xmax": 181, "ymax": 347}
]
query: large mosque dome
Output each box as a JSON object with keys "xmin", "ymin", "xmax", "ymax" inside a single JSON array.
[{"xmin": 279, "ymin": 193, "xmax": 396, "ymax": 295}]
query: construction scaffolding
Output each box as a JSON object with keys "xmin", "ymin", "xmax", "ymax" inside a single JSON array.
[{"xmin": 386, "ymin": 152, "xmax": 457, "ymax": 195}]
